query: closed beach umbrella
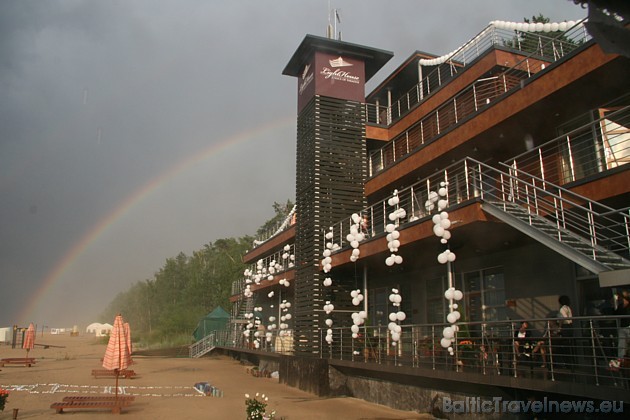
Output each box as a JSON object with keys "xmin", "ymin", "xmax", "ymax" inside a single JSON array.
[
  {"xmin": 23, "ymin": 322, "xmax": 36, "ymax": 358},
  {"xmin": 123, "ymin": 322, "xmax": 133, "ymax": 364},
  {"xmin": 102, "ymin": 314, "xmax": 131, "ymax": 399}
]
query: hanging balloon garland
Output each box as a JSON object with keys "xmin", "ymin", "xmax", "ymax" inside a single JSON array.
[
  {"xmin": 246, "ymin": 306, "xmax": 262, "ymax": 349},
  {"xmin": 322, "ymin": 228, "xmax": 337, "ymax": 275},
  {"xmin": 321, "ymin": 226, "xmax": 342, "ymax": 342},
  {"xmin": 350, "ymin": 289, "xmax": 367, "ymax": 342},
  {"xmin": 323, "ymin": 301, "xmax": 335, "ymax": 344},
  {"xmin": 278, "ymin": 300, "xmax": 292, "ymax": 337},
  {"xmin": 385, "ymin": 190, "xmax": 404, "ymax": 267},
  {"xmin": 427, "ymin": 181, "xmax": 464, "ymax": 357},
  {"xmin": 387, "ymin": 289, "xmax": 405, "ymax": 346},
  {"xmin": 282, "ymin": 244, "xmax": 295, "ymax": 269},
  {"xmin": 347, "ymin": 213, "xmax": 366, "ymax": 262}
]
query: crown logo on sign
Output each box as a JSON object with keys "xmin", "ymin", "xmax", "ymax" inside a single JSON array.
[{"xmin": 329, "ymin": 57, "xmax": 353, "ymax": 68}]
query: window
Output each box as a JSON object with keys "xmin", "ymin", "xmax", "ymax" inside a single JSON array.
[
  {"xmin": 368, "ymin": 284, "xmax": 412, "ymax": 326},
  {"xmin": 426, "ymin": 266, "xmax": 505, "ymax": 324},
  {"xmin": 599, "ymin": 107, "xmax": 630, "ymax": 169},
  {"xmin": 368, "ymin": 287, "xmax": 389, "ymax": 326}
]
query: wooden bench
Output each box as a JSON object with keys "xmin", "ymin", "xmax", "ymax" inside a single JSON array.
[
  {"xmin": 91, "ymin": 369, "xmax": 136, "ymax": 379},
  {"xmin": 35, "ymin": 343, "xmax": 65, "ymax": 349},
  {"xmin": 50, "ymin": 400, "xmax": 128, "ymax": 414},
  {"xmin": 0, "ymin": 358, "xmax": 37, "ymax": 367},
  {"xmin": 62, "ymin": 396, "xmax": 135, "ymax": 404}
]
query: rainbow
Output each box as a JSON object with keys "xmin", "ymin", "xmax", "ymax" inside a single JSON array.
[{"xmin": 18, "ymin": 116, "xmax": 295, "ymax": 323}]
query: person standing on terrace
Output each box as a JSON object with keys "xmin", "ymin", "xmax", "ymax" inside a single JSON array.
[{"xmin": 610, "ymin": 291, "xmax": 630, "ymax": 371}]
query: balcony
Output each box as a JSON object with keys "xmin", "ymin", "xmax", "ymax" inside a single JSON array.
[
  {"xmin": 211, "ymin": 314, "xmax": 630, "ymax": 403},
  {"xmin": 326, "ymin": 107, "xmax": 630, "ymax": 266},
  {"xmin": 367, "ymin": 20, "xmax": 591, "ymax": 177},
  {"xmin": 365, "ymin": 20, "xmax": 589, "ymax": 128}
]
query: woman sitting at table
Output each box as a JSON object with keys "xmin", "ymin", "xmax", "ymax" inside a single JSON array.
[{"xmin": 514, "ymin": 321, "xmax": 552, "ymax": 369}]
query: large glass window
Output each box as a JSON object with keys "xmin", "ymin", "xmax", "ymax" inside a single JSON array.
[
  {"xmin": 426, "ymin": 266, "xmax": 505, "ymax": 324},
  {"xmin": 599, "ymin": 108, "xmax": 630, "ymax": 169},
  {"xmin": 368, "ymin": 287, "xmax": 389, "ymax": 327},
  {"xmin": 556, "ymin": 107, "xmax": 630, "ymax": 184},
  {"xmin": 368, "ymin": 284, "xmax": 412, "ymax": 326}
]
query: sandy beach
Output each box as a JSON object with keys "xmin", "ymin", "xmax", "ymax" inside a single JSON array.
[{"xmin": 0, "ymin": 333, "xmax": 430, "ymax": 419}]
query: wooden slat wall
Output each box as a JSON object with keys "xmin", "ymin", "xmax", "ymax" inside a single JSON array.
[{"xmin": 293, "ymin": 95, "xmax": 367, "ymax": 355}]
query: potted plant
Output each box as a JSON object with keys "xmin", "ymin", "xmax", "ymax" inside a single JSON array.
[
  {"xmin": 0, "ymin": 387, "xmax": 8, "ymax": 412},
  {"xmin": 245, "ymin": 392, "xmax": 276, "ymax": 420}
]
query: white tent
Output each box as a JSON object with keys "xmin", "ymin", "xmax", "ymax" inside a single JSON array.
[
  {"xmin": 86, "ymin": 322, "xmax": 113, "ymax": 337},
  {"xmin": 0, "ymin": 327, "xmax": 11, "ymax": 343}
]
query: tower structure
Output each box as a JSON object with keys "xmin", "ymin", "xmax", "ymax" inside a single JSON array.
[{"xmin": 283, "ymin": 35, "xmax": 392, "ymax": 355}]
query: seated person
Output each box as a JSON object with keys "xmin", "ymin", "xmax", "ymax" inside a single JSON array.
[
  {"xmin": 514, "ymin": 321, "xmax": 547, "ymax": 367},
  {"xmin": 514, "ymin": 321, "xmax": 532, "ymax": 357}
]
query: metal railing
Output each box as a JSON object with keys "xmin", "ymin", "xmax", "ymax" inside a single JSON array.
[
  {"xmin": 315, "ymin": 316, "xmax": 630, "ymax": 390},
  {"xmin": 506, "ymin": 105, "xmax": 630, "ymax": 187},
  {"xmin": 207, "ymin": 315, "xmax": 630, "ymax": 396},
  {"xmin": 368, "ymin": 21, "xmax": 591, "ymax": 176},
  {"xmin": 252, "ymin": 206, "xmax": 297, "ymax": 247},
  {"xmin": 366, "ymin": 20, "xmax": 589, "ymax": 127},
  {"xmin": 326, "ymin": 157, "xmax": 630, "ymax": 267},
  {"xmin": 189, "ymin": 333, "xmax": 216, "ymax": 358},
  {"xmin": 232, "ymin": 244, "xmax": 296, "ymax": 295}
]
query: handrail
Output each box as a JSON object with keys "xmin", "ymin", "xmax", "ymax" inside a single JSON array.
[
  {"xmin": 189, "ymin": 332, "xmax": 216, "ymax": 358},
  {"xmin": 252, "ymin": 205, "xmax": 296, "ymax": 247},
  {"xmin": 208, "ymin": 314, "xmax": 630, "ymax": 399},
  {"xmin": 366, "ymin": 20, "xmax": 589, "ymax": 127},
  {"xmin": 505, "ymin": 105, "xmax": 630, "ymax": 187},
  {"xmin": 313, "ymin": 315, "xmax": 630, "ymax": 390},
  {"xmin": 232, "ymin": 243, "xmax": 296, "ymax": 298},
  {"xmin": 326, "ymin": 157, "xmax": 630, "ymax": 266},
  {"xmin": 368, "ymin": 20, "xmax": 591, "ymax": 176}
]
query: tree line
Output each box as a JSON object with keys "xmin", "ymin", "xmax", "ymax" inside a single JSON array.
[{"xmin": 101, "ymin": 200, "xmax": 293, "ymax": 345}]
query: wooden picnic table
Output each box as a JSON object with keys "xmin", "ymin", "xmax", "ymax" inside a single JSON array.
[
  {"xmin": 62, "ymin": 396, "xmax": 135, "ymax": 403},
  {"xmin": 0, "ymin": 357, "xmax": 37, "ymax": 367},
  {"xmin": 50, "ymin": 400, "xmax": 129, "ymax": 414}
]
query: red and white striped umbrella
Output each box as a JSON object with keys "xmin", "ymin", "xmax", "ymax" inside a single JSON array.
[
  {"xmin": 23, "ymin": 322, "xmax": 36, "ymax": 357},
  {"xmin": 123, "ymin": 322, "xmax": 133, "ymax": 364},
  {"xmin": 103, "ymin": 314, "xmax": 131, "ymax": 371},
  {"xmin": 102, "ymin": 314, "xmax": 131, "ymax": 399}
]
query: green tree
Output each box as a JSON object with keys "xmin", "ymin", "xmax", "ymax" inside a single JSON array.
[
  {"xmin": 100, "ymin": 201, "xmax": 290, "ymax": 347},
  {"xmin": 255, "ymin": 200, "xmax": 294, "ymax": 237},
  {"xmin": 505, "ymin": 14, "xmax": 580, "ymax": 58}
]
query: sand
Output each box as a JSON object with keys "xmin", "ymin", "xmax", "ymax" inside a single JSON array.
[{"xmin": 0, "ymin": 334, "xmax": 430, "ymax": 419}]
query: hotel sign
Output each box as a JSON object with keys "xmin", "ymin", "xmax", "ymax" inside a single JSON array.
[{"xmin": 297, "ymin": 51, "xmax": 366, "ymax": 112}]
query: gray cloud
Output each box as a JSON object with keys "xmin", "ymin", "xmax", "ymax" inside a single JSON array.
[{"xmin": 0, "ymin": 1, "xmax": 586, "ymax": 327}]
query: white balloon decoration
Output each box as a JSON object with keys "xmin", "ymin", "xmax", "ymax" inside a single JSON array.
[
  {"xmin": 387, "ymin": 288, "xmax": 405, "ymax": 345},
  {"xmin": 384, "ymin": 190, "xmax": 405, "ymax": 267},
  {"xmin": 426, "ymin": 180, "xmax": 464, "ymax": 357},
  {"xmin": 323, "ymin": 301, "xmax": 335, "ymax": 314},
  {"xmin": 345, "ymin": 214, "xmax": 367, "ymax": 263}
]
